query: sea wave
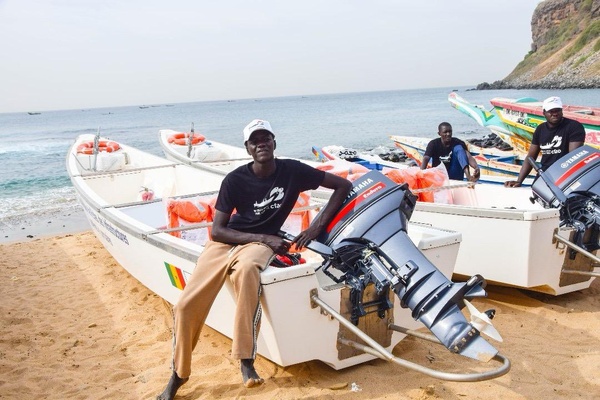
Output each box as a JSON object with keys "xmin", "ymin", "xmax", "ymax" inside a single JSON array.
[{"xmin": 0, "ymin": 184, "xmax": 79, "ymax": 221}]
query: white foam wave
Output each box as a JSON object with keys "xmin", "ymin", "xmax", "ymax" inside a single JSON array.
[{"xmin": 0, "ymin": 186, "xmax": 80, "ymax": 221}]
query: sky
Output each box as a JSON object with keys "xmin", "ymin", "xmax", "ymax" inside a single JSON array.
[{"xmin": 0, "ymin": 0, "xmax": 542, "ymax": 113}]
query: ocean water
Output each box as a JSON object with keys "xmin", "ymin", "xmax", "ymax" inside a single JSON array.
[{"xmin": 1, "ymin": 86, "xmax": 598, "ymax": 239}]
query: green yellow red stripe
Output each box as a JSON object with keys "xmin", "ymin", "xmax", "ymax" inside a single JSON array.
[{"xmin": 164, "ymin": 262, "xmax": 186, "ymax": 289}]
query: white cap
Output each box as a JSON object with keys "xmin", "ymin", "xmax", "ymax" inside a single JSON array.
[
  {"xmin": 243, "ymin": 119, "xmax": 274, "ymax": 143},
  {"xmin": 542, "ymin": 96, "xmax": 563, "ymax": 112}
]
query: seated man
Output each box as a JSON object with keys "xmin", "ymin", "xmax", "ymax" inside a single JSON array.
[
  {"xmin": 421, "ymin": 122, "xmax": 480, "ymax": 182},
  {"xmin": 157, "ymin": 119, "xmax": 352, "ymax": 400}
]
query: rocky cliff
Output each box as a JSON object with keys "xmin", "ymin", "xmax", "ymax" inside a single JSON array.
[{"xmin": 477, "ymin": 0, "xmax": 600, "ymax": 89}]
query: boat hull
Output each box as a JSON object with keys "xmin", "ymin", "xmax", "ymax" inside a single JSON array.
[{"xmin": 411, "ymin": 183, "xmax": 596, "ymax": 295}]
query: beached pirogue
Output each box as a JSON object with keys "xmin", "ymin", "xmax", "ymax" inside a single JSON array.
[
  {"xmin": 67, "ymin": 133, "xmax": 509, "ymax": 381},
  {"xmin": 310, "ymin": 143, "xmax": 600, "ymax": 295}
]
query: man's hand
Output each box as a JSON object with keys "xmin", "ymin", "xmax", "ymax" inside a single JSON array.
[
  {"xmin": 468, "ymin": 168, "xmax": 480, "ymax": 182},
  {"xmin": 504, "ymin": 180, "xmax": 521, "ymax": 188},
  {"xmin": 291, "ymin": 225, "xmax": 322, "ymax": 250},
  {"xmin": 262, "ymin": 234, "xmax": 291, "ymax": 254}
]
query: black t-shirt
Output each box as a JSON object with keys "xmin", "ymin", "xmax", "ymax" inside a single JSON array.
[
  {"xmin": 215, "ymin": 158, "xmax": 325, "ymax": 234},
  {"xmin": 424, "ymin": 137, "xmax": 468, "ymax": 168},
  {"xmin": 531, "ymin": 117, "xmax": 586, "ymax": 171}
]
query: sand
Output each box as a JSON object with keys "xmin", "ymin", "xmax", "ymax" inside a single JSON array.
[{"xmin": 1, "ymin": 231, "xmax": 599, "ymax": 399}]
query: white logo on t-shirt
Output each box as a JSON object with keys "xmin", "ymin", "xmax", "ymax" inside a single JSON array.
[
  {"xmin": 540, "ymin": 135, "xmax": 562, "ymax": 150},
  {"xmin": 254, "ymin": 187, "xmax": 284, "ymax": 215}
]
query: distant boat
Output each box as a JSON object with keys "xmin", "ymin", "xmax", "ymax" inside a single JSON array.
[
  {"xmin": 314, "ymin": 143, "xmax": 533, "ymax": 186},
  {"xmin": 27, "ymin": 112, "xmax": 41, "ymax": 115},
  {"xmin": 139, "ymin": 106, "xmax": 149, "ymax": 109}
]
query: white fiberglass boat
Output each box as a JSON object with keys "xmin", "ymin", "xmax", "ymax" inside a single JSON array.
[
  {"xmin": 66, "ymin": 133, "xmax": 509, "ymax": 380},
  {"xmin": 159, "ymin": 128, "xmax": 252, "ymax": 174},
  {"xmin": 307, "ymin": 146, "xmax": 599, "ymax": 295},
  {"xmin": 411, "ymin": 182, "xmax": 598, "ymax": 295}
]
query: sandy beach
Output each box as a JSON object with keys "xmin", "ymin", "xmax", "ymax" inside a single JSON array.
[{"xmin": 1, "ymin": 230, "xmax": 599, "ymax": 399}]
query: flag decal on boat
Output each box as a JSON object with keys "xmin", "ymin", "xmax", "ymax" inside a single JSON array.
[{"xmin": 164, "ymin": 262, "xmax": 186, "ymax": 290}]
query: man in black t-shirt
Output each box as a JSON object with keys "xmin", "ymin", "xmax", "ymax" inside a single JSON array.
[
  {"xmin": 421, "ymin": 122, "xmax": 480, "ymax": 181},
  {"xmin": 505, "ymin": 96, "xmax": 585, "ymax": 188},
  {"xmin": 157, "ymin": 120, "xmax": 352, "ymax": 400}
]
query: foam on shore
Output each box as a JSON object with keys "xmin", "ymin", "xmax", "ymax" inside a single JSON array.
[{"xmin": 0, "ymin": 208, "xmax": 90, "ymax": 244}]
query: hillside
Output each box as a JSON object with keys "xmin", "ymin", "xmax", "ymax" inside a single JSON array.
[{"xmin": 477, "ymin": 0, "xmax": 600, "ymax": 89}]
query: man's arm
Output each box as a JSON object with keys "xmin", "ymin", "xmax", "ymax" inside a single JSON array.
[
  {"xmin": 504, "ymin": 144, "xmax": 540, "ymax": 188},
  {"xmin": 211, "ymin": 210, "xmax": 291, "ymax": 254},
  {"xmin": 464, "ymin": 152, "xmax": 480, "ymax": 182},
  {"xmin": 569, "ymin": 141, "xmax": 584, "ymax": 152},
  {"xmin": 420, "ymin": 155, "xmax": 431, "ymax": 170},
  {"xmin": 292, "ymin": 172, "xmax": 352, "ymax": 249}
]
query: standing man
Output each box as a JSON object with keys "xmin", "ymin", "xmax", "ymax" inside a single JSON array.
[
  {"xmin": 505, "ymin": 96, "xmax": 585, "ymax": 187},
  {"xmin": 421, "ymin": 122, "xmax": 480, "ymax": 181},
  {"xmin": 157, "ymin": 119, "xmax": 352, "ymax": 400}
]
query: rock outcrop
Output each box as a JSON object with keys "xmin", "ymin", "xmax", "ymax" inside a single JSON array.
[{"xmin": 477, "ymin": 0, "xmax": 599, "ymax": 89}]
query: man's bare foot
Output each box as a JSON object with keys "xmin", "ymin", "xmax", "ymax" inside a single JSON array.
[
  {"xmin": 157, "ymin": 371, "xmax": 189, "ymax": 400},
  {"xmin": 241, "ymin": 358, "xmax": 264, "ymax": 388}
]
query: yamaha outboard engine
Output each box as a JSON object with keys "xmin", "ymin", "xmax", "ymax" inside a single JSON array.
[
  {"xmin": 311, "ymin": 171, "xmax": 499, "ymax": 361},
  {"xmin": 531, "ymin": 145, "xmax": 600, "ymax": 252}
]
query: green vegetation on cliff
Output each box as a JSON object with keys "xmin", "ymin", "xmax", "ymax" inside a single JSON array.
[{"xmin": 479, "ymin": 0, "xmax": 599, "ymax": 89}]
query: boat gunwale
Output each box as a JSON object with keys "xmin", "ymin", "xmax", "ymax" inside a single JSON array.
[
  {"xmin": 415, "ymin": 201, "xmax": 560, "ymax": 221},
  {"xmin": 490, "ymin": 99, "xmax": 600, "ymax": 125}
]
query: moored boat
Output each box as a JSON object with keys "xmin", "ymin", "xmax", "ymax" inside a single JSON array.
[
  {"xmin": 490, "ymin": 97, "xmax": 600, "ymax": 150},
  {"xmin": 159, "ymin": 128, "xmax": 251, "ymax": 174},
  {"xmin": 66, "ymin": 133, "xmax": 509, "ymax": 379},
  {"xmin": 388, "ymin": 135, "xmax": 535, "ymax": 185},
  {"xmin": 413, "ymin": 145, "xmax": 600, "ymax": 295},
  {"xmin": 448, "ymin": 92, "xmax": 532, "ymax": 154},
  {"xmin": 311, "ymin": 142, "xmax": 599, "ymax": 296},
  {"xmin": 448, "ymin": 92, "xmax": 600, "ymax": 152},
  {"xmin": 411, "ymin": 181, "xmax": 598, "ymax": 295},
  {"xmin": 311, "ymin": 144, "xmax": 414, "ymax": 171}
]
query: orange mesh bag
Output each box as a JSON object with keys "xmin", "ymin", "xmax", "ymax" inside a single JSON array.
[
  {"xmin": 167, "ymin": 196, "xmax": 215, "ymax": 243},
  {"xmin": 383, "ymin": 167, "xmax": 419, "ymax": 190},
  {"xmin": 416, "ymin": 164, "xmax": 451, "ymax": 203}
]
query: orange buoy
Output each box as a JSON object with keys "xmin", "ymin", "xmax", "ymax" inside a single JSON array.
[
  {"xmin": 168, "ymin": 132, "xmax": 205, "ymax": 146},
  {"xmin": 76, "ymin": 140, "xmax": 121, "ymax": 155}
]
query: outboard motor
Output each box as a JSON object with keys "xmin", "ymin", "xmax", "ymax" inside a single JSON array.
[
  {"xmin": 530, "ymin": 145, "xmax": 600, "ymax": 252},
  {"xmin": 304, "ymin": 171, "xmax": 499, "ymax": 362}
]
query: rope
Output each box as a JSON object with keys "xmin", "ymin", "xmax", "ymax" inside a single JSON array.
[{"xmin": 411, "ymin": 181, "xmax": 476, "ymax": 194}]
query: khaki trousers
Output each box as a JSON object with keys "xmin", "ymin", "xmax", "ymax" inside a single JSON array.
[{"xmin": 172, "ymin": 241, "xmax": 274, "ymax": 379}]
